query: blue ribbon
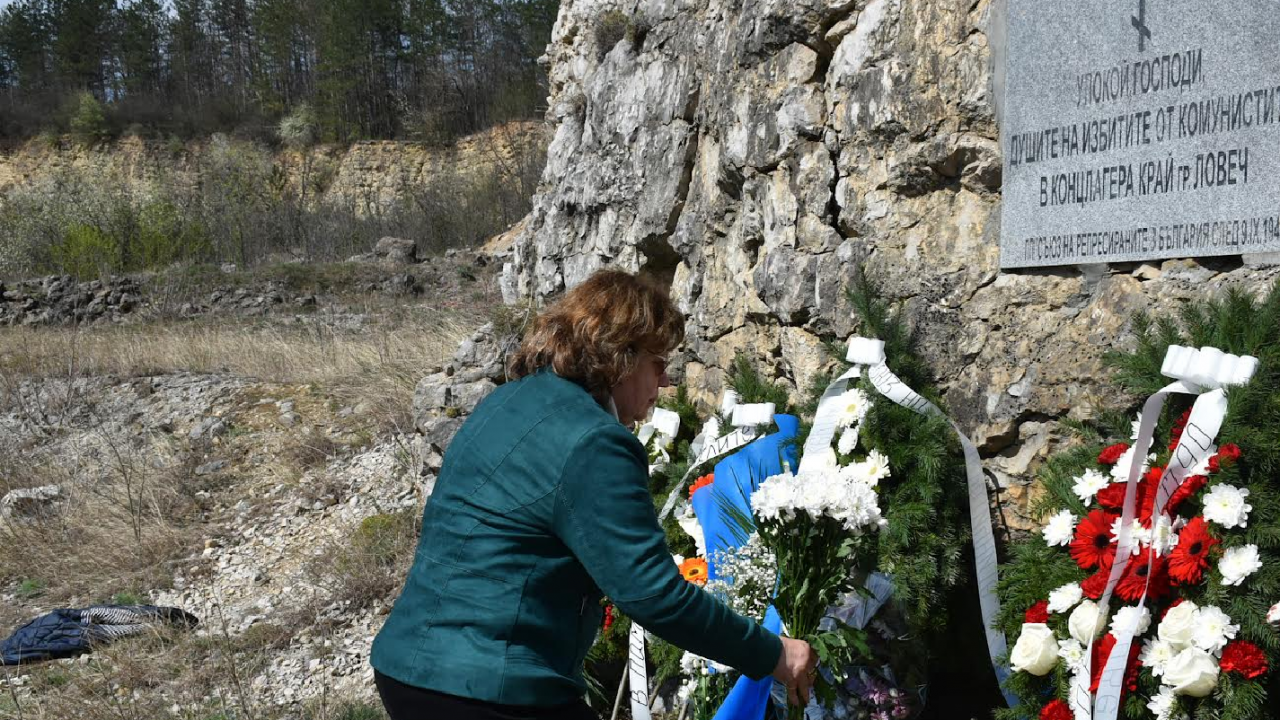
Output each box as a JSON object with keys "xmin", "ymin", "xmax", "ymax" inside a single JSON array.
[{"xmin": 688, "ymin": 415, "xmax": 798, "ymax": 720}]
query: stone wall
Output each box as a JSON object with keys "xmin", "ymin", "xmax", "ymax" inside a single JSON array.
[
  {"xmin": 0, "ymin": 121, "xmax": 543, "ymax": 214},
  {"xmin": 503, "ymin": 0, "xmax": 1280, "ymax": 527}
]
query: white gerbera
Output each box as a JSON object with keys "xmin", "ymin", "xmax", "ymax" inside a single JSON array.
[
  {"xmin": 1047, "ymin": 582, "xmax": 1083, "ymax": 613},
  {"xmin": 1201, "ymin": 484, "xmax": 1252, "ymax": 529},
  {"xmin": 1042, "ymin": 510, "xmax": 1076, "ymax": 548},
  {"xmin": 834, "ymin": 388, "xmax": 871, "ymax": 428},
  {"xmin": 1072, "ymin": 468, "xmax": 1109, "ymax": 502},
  {"xmin": 1218, "ymin": 544, "xmax": 1262, "ymax": 587}
]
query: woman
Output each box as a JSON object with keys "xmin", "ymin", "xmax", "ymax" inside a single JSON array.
[{"xmin": 371, "ymin": 269, "xmax": 815, "ymax": 719}]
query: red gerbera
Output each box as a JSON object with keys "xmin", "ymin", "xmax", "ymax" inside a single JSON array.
[
  {"xmin": 1039, "ymin": 699, "xmax": 1072, "ymax": 720},
  {"xmin": 1081, "ymin": 567, "xmax": 1110, "ymax": 599},
  {"xmin": 1071, "ymin": 509, "xmax": 1119, "ymax": 570},
  {"xmin": 1098, "ymin": 443, "xmax": 1130, "ymax": 465},
  {"xmin": 1136, "ymin": 467, "xmax": 1163, "ymax": 524},
  {"xmin": 1219, "ymin": 640, "xmax": 1269, "ymax": 679},
  {"xmin": 1168, "ymin": 516, "xmax": 1218, "ymax": 585},
  {"xmin": 1115, "ymin": 548, "xmax": 1171, "ymax": 602},
  {"xmin": 1166, "ymin": 474, "xmax": 1208, "ymax": 515},
  {"xmin": 1089, "ymin": 633, "xmax": 1142, "ymax": 694},
  {"xmin": 1025, "ymin": 600, "xmax": 1050, "ymax": 624}
]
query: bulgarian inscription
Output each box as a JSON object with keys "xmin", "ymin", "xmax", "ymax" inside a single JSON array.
[{"xmin": 1000, "ymin": 0, "xmax": 1280, "ymax": 268}]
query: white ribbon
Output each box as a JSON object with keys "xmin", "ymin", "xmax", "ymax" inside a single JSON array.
[
  {"xmin": 657, "ymin": 392, "xmax": 773, "ymax": 522},
  {"xmin": 807, "ymin": 336, "xmax": 1015, "ymax": 705},
  {"xmin": 628, "ymin": 622, "xmax": 652, "ymax": 720},
  {"xmin": 1083, "ymin": 345, "xmax": 1255, "ymax": 720}
]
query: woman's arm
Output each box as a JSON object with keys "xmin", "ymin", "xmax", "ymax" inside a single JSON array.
[{"xmin": 552, "ymin": 422, "xmax": 783, "ymax": 679}]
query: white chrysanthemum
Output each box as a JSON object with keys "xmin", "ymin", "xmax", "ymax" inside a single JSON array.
[
  {"xmin": 1110, "ymin": 517, "xmax": 1150, "ymax": 554},
  {"xmin": 1072, "ymin": 468, "xmax": 1109, "ymax": 502},
  {"xmin": 751, "ymin": 469, "xmax": 885, "ymax": 534},
  {"xmin": 1042, "ymin": 510, "xmax": 1076, "ymax": 547},
  {"xmin": 1191, "ymin": 605, "xmax": 1238, "ymax": 654},
  {"xmin": 1201, "ymin": 484, "xmax": 1252, "ymax": 529},
  {"xmin": 1111, "ymin": 605, "xmax": 1152, "ymax": 637},
  {"xmin": 1218, "ymin": 544, "xmax": 1262, "ymax": 587},
  {"xmin": 1047, "ymin": 582, "xmax": 1084, "ymax": 613},
  {"xmin": 834, "ymin": 388, "xmax": 871, "ymax": 427},
  {"xmin": 1141, "ymin": 638, "xmax": 1178, "ymax": 678},
  {"xmin": 1148, "ymin": 515, "xmax": 1181, "ymax": 557},
  {"xmin": 836, "ymin": 425, "xmax": 859, "ymax": 455},
  {"xmin": 1146, "ymin": 686, "xmax": 1180, "ymax": 720},
  {"xmin": 1057, "ymin": 638, "xmax": 1087, "ymax": 673},
  {"xmin": 1110, "ymin": 446, "xmax": 1152, "ymax": 482},
  {"xmin": 1130, "ymin": 413, "xmax": 1143, "ymax": 440}
]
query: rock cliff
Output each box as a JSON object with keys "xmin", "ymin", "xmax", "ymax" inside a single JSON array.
[{"xmin": 504, "ymin": 0, "xmax": 1280, "ymax": 527}]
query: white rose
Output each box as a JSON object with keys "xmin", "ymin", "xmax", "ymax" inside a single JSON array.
[
  {"xmin": 1068, "ymin": 600, "xmax": 1107, "ymax": 644},
  {"xmin": 1161, "ymin": 647, "xmax": 1219, "ymax": 697},
  {"xmin": 1110, "ymin": 605, "xmax": 1152, "ymax": 638},
  {"xmin": 1009, "ymin": 623, "xmax": 1059, "ymax": 676},
  {"xmin": 1047, "ymin": 582, "xmax": 1084, "ymax": 614},
  {"xmin": 1157, "ymin": 601, "xmax": 1198, "ymax": 649}
]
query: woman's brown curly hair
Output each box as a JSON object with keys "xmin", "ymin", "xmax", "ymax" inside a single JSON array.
[{"xmin": 507, "ymin": 269, "xmax": 685, "ymax": 404}]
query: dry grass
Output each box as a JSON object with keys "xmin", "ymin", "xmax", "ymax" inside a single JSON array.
[{"xmin": 0, "ymin": 313, "xmax": 474, "ymax": 431}]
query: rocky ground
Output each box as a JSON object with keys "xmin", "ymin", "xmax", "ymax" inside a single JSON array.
[{"xmin": 0, "ymin": 250, "xmax": 514, "ymax": 720}]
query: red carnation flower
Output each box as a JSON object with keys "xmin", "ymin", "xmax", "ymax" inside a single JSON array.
[
  {"xmin": 1167, "ymin": 516, "xmax": 1219, "ymax": 586},
  {"xmin": 1096, "ymin": 483, "xmax": 1127, "ymax": 510},
  {"xmin": 1173, "ymin": 408, "xmax": 1191, "ymax": 433},
  {"xmin": 1220, "ymin": 640, "xmax": 1268, "ymax": 679},
  {"xmin": 1115, "ymin": 548, "xmax": 1171, "ymax": 602},
  {"xmin": 1216, "ymin": 443, "xmax": 1242, "ymax": 467},
  {"xmin": 1081, "ymin": 567, "xmax": 1110, "ymax": 599},
  {"xmin": 1166, "ymin": 474, "xmax": 1208, "ymax": 515},
  {"xmin": 602, "ymin": 604, "xmax": 615, "ymax": 631},
  {"xmin": 1071, "ymin": 509, "xmax": 1119, "ymax": 570},
  {"xmin": 1098, "ymin": 443, "xmax": 1130, "ymax": 465},
  {"xmin": 1039, "ymin": 699, "xmax": 1072, "ymax": 720},
  {"xmin": 1025, "ymin": 600, "xmax": 1050, "ymax": 624},
  {"xmin": 1090, "ymin": 633, "xmax": 1142, "ymax": 694}
]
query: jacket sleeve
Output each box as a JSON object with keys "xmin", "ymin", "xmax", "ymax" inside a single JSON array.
[{"xmin": 552, "ymin": 422, "xmax": 782, "ymax": 680}]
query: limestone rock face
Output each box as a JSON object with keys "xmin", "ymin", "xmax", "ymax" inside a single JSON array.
[{"xmin": 505, "ymin": 0, "xmax": 1280, "ymax": 529}]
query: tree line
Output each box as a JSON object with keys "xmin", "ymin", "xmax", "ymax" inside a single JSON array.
[{"xmin": 0, "ymin": 0, "xmax": 558, "ymax": 144}]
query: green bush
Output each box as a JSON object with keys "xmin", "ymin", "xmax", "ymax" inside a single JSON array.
[
  {"xmin": 68, "ymin": 92, "xmax": 110, "ymax": 146},
  {"xmin": 595, "ymin": 9, "xmax": 628, "ymax": 58},
  {"xmin": 351, "ymin": 511, "xmax": 417, "ymax": 567},
  {"xmin": 52, "ymin": 223, "xmax": 120, "ymax": 280}
]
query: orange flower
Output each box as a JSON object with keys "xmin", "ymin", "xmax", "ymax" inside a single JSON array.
[
  {"xmin": 679, "ymin": 557, "xmax": 709, "ymax": 585},
  {"xmin": 688, "ymin": 473, "xmax": 715, "ymax": 500}
]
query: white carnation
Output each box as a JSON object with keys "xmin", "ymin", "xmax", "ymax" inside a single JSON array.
[
  {"xmin": 1042, "ymin": 510, "xmax": 1076, "ymax": 547},
  {"xmin": 836, "ymin": 425, "xmax": 859, "ymax": 455},
  {"xmin": 1201, "ymin": 484, "xmax": 1252, "ymax": 529},
  {"xmin": 1218, "ymin": 544, "xmax": 1261, "ymax": 587},
  {"xmin": 1072, "ymin": 468, "xmax": 1109, "ymax": 502},
  {"xmin": 1047, "ymin": 582, "xmax": 1084, "ymax": 614}
]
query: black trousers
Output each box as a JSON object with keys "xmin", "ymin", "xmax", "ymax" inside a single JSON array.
[{"xmin": 374, "ymin": 670, "xmax": 599, "ymax": 720}]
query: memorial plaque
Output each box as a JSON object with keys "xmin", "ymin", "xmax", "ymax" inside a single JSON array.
[{"xmin": 1000, "ymin": 0, "xmax": 1280, "ymax": 268}]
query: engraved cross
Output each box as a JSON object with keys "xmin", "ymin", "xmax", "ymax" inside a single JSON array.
[{"xmin": 1131, "ymin": 0, "xmax": 1153, "ymax": 52}]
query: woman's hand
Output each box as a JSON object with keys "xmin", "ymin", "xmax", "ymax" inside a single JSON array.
[{"xmin": 772, "ymin": 636, "xmax": 818, "ymax": 706}]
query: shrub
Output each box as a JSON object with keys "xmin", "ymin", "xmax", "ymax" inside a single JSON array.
[
  {"xmin": 278, "ymin": 103, "xmax": 319, "ymax": 149},
  {"xmin": 53, "ymin": 223, "xmax": 120, "ymax": 280},
  {"xmin": 595, "ymin": 9, "xmax": 629, "ymax": 58},
  {"xmin": 68, "ymin": 92, "xmax": 111, "ymax": 146}
]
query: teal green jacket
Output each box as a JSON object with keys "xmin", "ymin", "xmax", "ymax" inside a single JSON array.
[{"xmin": 370, "ymin": 370, "xmax": 781, "ymax": 705}]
